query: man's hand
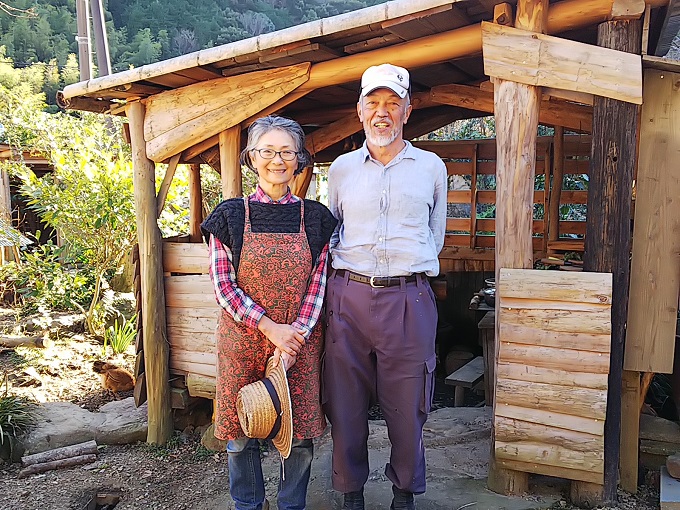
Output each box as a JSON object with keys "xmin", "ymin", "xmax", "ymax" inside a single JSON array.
[{"xmin": 258, "ymin": 316, "xmax": 305, "ymax": 356}]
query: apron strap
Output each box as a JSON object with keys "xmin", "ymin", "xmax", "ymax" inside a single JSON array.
[
  {"xmin": 243, "ymin": 197, "xmax": 251, "ymax": 233},
  {"xmin": 299, "ymin": 199, "xmax": 305, "ymax": 233}
]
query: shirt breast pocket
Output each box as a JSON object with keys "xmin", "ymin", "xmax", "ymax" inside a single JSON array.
[{"xmin": 399, "ymin": 193, "xmax": 429, "ymax": 224}]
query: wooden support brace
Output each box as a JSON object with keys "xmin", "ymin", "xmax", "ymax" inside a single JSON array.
[
  {"xmin": 156, "ymin": 153, "xmax": 180, "ymax": 218},
  {"xmin": 620, "ymin": 370, "xmax": 641, "ymax": 493}
]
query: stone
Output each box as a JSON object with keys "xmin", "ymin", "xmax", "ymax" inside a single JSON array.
[
  {"xmin": 201, "ymin": 422, "xmax": 227, "ymax": 452},
  {"xmin": 668, "ymin": 453, "xmax": 680, "ymax": 479},
  {"xmin": 95, "ymin": 398, "xmax": 148, "ymax": 445},
  {"xmin": 640, "ymin": 414, "xmax": 680, "ymax": 444},
  {"xmin": 20, "ymin": 397, "xmax": 147, "ymax": 455}
]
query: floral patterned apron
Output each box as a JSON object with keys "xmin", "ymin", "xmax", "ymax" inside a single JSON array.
[{"xmin": 214, "ymin": 198, "xmax": 326, "ymax": 441}]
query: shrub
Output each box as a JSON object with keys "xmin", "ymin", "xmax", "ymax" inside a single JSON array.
[
  {"xmin": 0, "ymin": 378, "xmax": 37, "ymax": 459},
  {"xmin": 103, "ymin": 314, "xmax": 137, "ymax": 355},
  {"xmin": 0, "ymin": 242, "xmax": 94, "ymax": 316}
]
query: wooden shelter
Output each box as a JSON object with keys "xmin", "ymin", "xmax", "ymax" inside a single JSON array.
[
  {"xmin": 0, "ymin": 144, "xmax": 53, "ymax": 260},
  {"xmin": 58, "ymin": 0, "xmax": 680, "ymax": 504}
]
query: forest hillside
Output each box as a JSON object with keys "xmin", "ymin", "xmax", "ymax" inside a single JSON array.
[{"xmin": 0, "ymin": 0, "xmax": 386, "ymax": 103}]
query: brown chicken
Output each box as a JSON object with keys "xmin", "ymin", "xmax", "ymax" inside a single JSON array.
[{"xmin": 92, "ymin": 360, "xmax": 135, "ymax": 397}]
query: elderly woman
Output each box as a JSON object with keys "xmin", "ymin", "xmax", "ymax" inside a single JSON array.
[{"xmin": 201, "ymin": 115, "xmax": 336, "ymax": 510}]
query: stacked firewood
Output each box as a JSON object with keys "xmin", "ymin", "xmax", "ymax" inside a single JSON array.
[{"xmin": 18, "ymin": 440, "xmax": 98, "ymax": 478}]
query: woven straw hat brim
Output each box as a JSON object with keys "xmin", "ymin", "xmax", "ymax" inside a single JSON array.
[
  {"xmin": 266, "ymin": 358, "xmax": 293, "ymax": 459},
  {"xmin": 236, "ymin": 357, "xmax": 293, "ymax": 459}
]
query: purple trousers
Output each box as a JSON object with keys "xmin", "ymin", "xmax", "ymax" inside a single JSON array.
[{"xmin": 322, "ymin": 270, "xmax": 438, "ymax": 495}]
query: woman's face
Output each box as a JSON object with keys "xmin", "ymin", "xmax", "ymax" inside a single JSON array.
[{"xmin": 251, "ymin": 129, "xmax": 298, "ymax": 191}]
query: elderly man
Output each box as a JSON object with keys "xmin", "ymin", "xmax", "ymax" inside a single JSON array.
[{"xmin": 324, "ymin": 64, "xmax": 447, "ymax": 510}]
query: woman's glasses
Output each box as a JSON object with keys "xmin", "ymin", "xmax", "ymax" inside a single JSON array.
[{"xmin": 253, "ymin": 148, "xmax": 299, "ymax": 161}]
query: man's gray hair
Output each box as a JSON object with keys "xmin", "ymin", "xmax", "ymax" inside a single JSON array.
[{"xmin": 240, "ymin": 116, "xmax": 311, "ymax": 175}]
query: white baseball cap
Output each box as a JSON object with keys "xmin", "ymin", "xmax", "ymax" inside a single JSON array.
[{"xmin": 360, "ymin": 64, "xmax": 410, "ymax": 99}]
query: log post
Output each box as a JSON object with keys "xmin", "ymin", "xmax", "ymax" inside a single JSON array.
[
  {"xmin": 126, "ymin": 101, "xmax": 173, "ymax": 445},
  {"xmin": 579, "ymin": 18, "xmax": 641, "ymax": 505},
  {"xmin": 488, "ymin": 0, "xmax": 547, "ymax": 495},
  {"xmin": 189, "ymin": 164, "xmax": 203, "ymax": 243},
  {"xmin": 547, "ymin": 126, "xmax": 564, "ymax": 253},
  {"xmin": 219, "ymin": 126, "xmax": 242, "ymax": 200}
]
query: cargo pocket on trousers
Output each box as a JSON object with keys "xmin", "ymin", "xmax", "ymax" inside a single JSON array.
[{"xmin": 420, "ymin": 354, "xmax": 437, "ymax": 414}]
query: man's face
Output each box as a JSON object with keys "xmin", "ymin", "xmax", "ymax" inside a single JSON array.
[{"xmin": 357, "ymin": 88, "xmax": 412, "ymax": 148}]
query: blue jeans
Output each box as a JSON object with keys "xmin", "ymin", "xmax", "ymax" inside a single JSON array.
[{"xmin": 227, "ymin": 437, "xmax": 314, "ymax": 510}]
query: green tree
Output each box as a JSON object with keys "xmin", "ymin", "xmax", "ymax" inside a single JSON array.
[
  {"xmin": 119, "ymin": 28, "xmax": 162, "ymax": 67},
  {"xmin": 1, "ymin": 59, "xmax": 137, "ymax": 333}
]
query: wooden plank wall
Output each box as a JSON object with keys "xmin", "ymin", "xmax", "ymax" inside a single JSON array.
[
  {"xmin": 624, "ymin": 68, "xmax": 680, "ymax": 374},
  {"xmin": 414, "ymin": 134, "xmax": 591, "ymax": 272},
  {"xmin": 494, "ymin": 268, "xmax": 612, "ymax": 484},
  {"xmin": 163, "ymin": 242, "xmax": 218, "ymax": 396}
]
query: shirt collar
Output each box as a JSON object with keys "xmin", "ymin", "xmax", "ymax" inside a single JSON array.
[
  {"xmin": 251, "ymin": 185, "xmax": 296, "ymax": 204},
  {"xmin": 360, "ymin": 140, "xmax": 415, "ymax": 164}
]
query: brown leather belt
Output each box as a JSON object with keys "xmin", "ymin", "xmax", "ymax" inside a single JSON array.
[{"xmin": 334, "ymin": 269, "xmax": 420, "ymax": 288}]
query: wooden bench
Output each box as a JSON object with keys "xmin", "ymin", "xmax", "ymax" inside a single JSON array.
[{"xmin": 445, "ymin": 356, "xmax": 484, "ymax": 406}]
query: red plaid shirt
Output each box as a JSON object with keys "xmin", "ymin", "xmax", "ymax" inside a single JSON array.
[{"xmin": 208, "ymin": 186, "xmax": 329, "ymax": 339}]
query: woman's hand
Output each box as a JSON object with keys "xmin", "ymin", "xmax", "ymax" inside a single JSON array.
[
  {"xmin": 273, "ymin": 347, "xmax": 297, "ymax": 371},
  {"xmin": 258, "ymin": 316, "xmax": 305, "ymax": 356}
]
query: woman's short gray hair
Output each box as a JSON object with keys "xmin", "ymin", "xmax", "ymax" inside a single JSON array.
[{"xmin": 240, "ymin": 116, "xmax": 312, "ymax": 175}]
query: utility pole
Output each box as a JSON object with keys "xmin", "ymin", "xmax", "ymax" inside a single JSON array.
[
  {"xmin": 75, "ymin": 0, "xmax": 92, "ymax": 80},
  {"xmin": 90, "ymin": 0, "xmax": 111, "ymax": 76}
]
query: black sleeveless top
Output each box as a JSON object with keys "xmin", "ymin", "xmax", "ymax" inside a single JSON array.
[{"xmin": 201, "ymin": 198, "xmax": 337, "ymax": 272}]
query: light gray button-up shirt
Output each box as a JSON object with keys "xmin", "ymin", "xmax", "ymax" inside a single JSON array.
[{"xmin": 329, "ymin": 141, "xmax": 447, "ymax": 277}]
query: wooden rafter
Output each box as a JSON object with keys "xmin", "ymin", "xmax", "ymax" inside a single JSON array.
[
  {"xmin": 144, "ymin": 63, "xmax": 311, "ymax": 162},
  {"xmin": 431, "ymin": 83, "xmax": 592, "ymax": 132}
]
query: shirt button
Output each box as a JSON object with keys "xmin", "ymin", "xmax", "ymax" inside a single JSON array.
[
  {"xmin": 382, "ymin": 190, "xmax": 386, "ymax": 193},
  {"xmin": 379, "ymin": 237, "xmax": 383, "ymax": 241},
  {"xmin": 380, "ymin": 259, "xmax": 385, "ymax": 263}
]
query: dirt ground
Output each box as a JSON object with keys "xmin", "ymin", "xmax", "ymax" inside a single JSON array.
[{"xmin": 0, "ymin": 307, "xmax": 664, "ymax": 510}]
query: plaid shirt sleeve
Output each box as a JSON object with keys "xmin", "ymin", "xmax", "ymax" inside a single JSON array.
[
  {"xmin": 208, "ymin": 234, "xmax": 265, "ymax": 330},
  {"xmin": 291, "ymin": 244, "xmax": 330, "ymax": 340}
]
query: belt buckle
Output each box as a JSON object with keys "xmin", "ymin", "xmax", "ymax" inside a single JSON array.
[{"xmin": 369, "ymin": 276, "xmax": 384, "ymax": 288}]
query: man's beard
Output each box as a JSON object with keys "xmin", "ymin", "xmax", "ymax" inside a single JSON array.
[{"xmin": 364, "ymin": 126, "xmax": 400, "ymax": 147}]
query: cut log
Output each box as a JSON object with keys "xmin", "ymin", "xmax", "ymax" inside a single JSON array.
[
  {"xmin": 18, "ymin": 454, "xmax": 97, "ymax": 478},
  {"xmin": 22, "ymin": 440, "xmax": 98, "ymax": 466},
  {"xmin": 0, "ymin": 336, "xmax": 52, "ymax": 348}
]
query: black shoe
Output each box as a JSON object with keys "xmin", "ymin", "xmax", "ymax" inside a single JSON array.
[
  {"xmin": 390, "ymin": 486, "xmax": 415, "ymax": 510},
  {"xmin": 342, "ymin": 488, "xmax": 365, "ymax": 510}
]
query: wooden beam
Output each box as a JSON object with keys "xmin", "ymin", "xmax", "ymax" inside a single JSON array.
[
  {"xmin": 619, "ymin": 369, "xmax": 640, "ymax": 493},
  {"xmin": 542, "ymin": 87, "xmax": 594, "ymax": 106},
  {"xmin": 126, "ymin": 101, "xmax": 173, "ymax": 445},
  {"xmin": 610, "ymin": 0, "xmax": 646, "ymax": 19},
  {"xmin": 624, "ymin": 68, "xmax": 680, "ymax": 374},
  {"xmin": 305, "ymin": 114, "xmax": 362, "ymax": 155},
  {"xmin": 480, "ymin": 80, "xmax": 594, "ymax": 106},
  {"xmin": 494, "ymin": 3, "xmax": 514, "ymax": 25},
  {"xmin": 582, "ymin": 18, "xmax": 641, "ymax": 504},
  {"xmin": 156, "ymin": 153, "xmax": 180, "ymax": 218},
  {"xmin": 470, "ymin": 144, "xmax": 479, "ymax": 249},
  {"xmin": 431, "ymin": 84, "xmax": 592, "ymax": 132},
  {"xmin": 182, "ymin": 135, "xmax": 220, "ymax": 162},
  {"xmin": 189, "ymin": 164, "xmax": 203, "ymax": 243},
  {"xmin": 488, "ymin": 0, "xmax": 548, "ymax": 496},
  {"xmin": 219, "ymin": 126, "xmax": 242, "ymax": 200},
  {"xmin": 548, "ymin": 126, "xmax": 565, "ymax": 250},
  {"xmin": 290, "ymin": 167, "xmax": 314, "ymax": 198},
  {"xmin": 144, "ymin": 63, "xmax": 310, "ymax": 162},
  {"xmin": 482, "ymin": 22, "xmax": 643, "ymax": 105}
]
